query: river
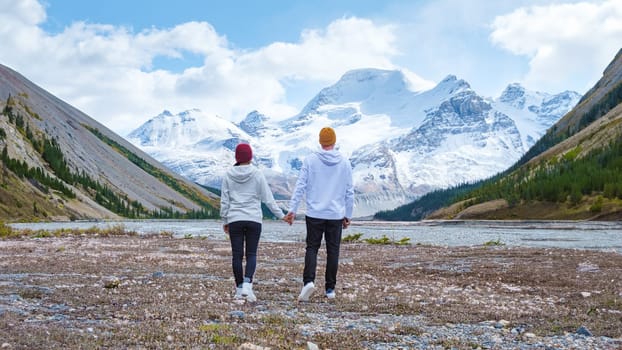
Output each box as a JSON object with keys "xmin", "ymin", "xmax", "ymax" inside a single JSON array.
[{"xmin": 8, "ymin": 219, "xmax": 622, "ymax": 253}]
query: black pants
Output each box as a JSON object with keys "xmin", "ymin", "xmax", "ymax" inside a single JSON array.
[
  {"xmin": 303, "ymin": 216, "xmax": 343, "ymax": 291},
  {"xmin": 228, "ymin": 221, "xmax": 262, "ymax": 287}
]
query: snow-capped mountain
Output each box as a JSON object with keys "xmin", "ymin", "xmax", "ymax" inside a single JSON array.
[
  {"xmin": 126, "ymin": 69, "xmax": 581, "ymax": 218},
  {"xmin": 493, "ymin": 84, "xmax": 582, "ymax": 151},
  {"xmin": 127, "ymin": 109, "xmax": 250, "ymax": 149}
]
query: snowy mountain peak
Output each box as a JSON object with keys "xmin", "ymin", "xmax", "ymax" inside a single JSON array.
[
  {"xmin": 499, "ymin": 83, "xmax": 530, "ymax": 105},
  {"xmin": 298, "ymin": 68, "xmax": 412, "ymax": 116},
  {"xmin": 238, "ymin": 110, "xmax": 269, "ymax": 137},
  {"xmin": 159, "ymin": 110, "xmax": 174, "ymax": 117},
  {"xmin": 127, "ymin": 109, "xmax": 249, "ymax": 149},
  {"xmin": 178, "ymin": 108, "xmax": 201, "ymax": 122},
  {"xmin": 337, "ymin": 68, "xmax": 411, "ymax": 92},
  {"xmin": 493, "ymin": 84, "xmax": 581, "ymax": 152},
  {"xmin": 435, "ymin": 75, "xmax": 471, "ymax": 95},
  {"xmin": 127, "ymin": 69, "xmax": 580, "ymax": 218},
  {"xmin": 439, "ymin": 74, "xmax": 458, "ymax": 83}
]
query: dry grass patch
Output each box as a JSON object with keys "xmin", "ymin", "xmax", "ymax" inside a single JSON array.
[{"xmin": 0, "ymin": 235, "xmax": 621, "ymax": 349}]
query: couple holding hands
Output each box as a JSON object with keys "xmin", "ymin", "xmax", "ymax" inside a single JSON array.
[{"xmin": 219, "ymin": 127, "xmax": 354, "ymax": 302}]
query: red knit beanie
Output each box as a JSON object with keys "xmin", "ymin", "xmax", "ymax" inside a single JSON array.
[{"xmin": 235, "ymin": 143, "xmax": 253, "ymax": 164}]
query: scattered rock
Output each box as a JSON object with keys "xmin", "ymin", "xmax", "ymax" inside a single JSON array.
[
  {"xmin": 229, "ymin": 310, "xmax": 245, "ymax": 319},
  {"xmin": 495, "ymin": 319, "xmax": 510, "ymax": 328},
  {"xmin": 2, "ymin": 236, "xmax": 622, "ymax": 349},
  {"xmin": 238, "ymin": 343, "xmax": 271, "ymax": 350},
  {"xmin": 511, "ymin": 326, "xmax": 526, "ymax": 335},
  {"xmin": 577, "ymin": 262, "xmax": 600, "ymax": 272},
  {"xmin": 103, "ymin": 278, "xmax": 120, "ymax": 289},
  {"xmin": 306, "ymin": 341, "xmax": 320, "ymax": 350},
  {"xmin": 576, "ymin": 326, "xmax": 593, "ymax": 337}
]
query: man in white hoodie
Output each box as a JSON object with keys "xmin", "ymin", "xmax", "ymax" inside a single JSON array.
[
  {"xmin": 284, "ymin": 127, "xmax": 354, "ymax": 301},
  {"xmin": 220, "ymin": 143, "xmax": 286, "ymax": 302}
]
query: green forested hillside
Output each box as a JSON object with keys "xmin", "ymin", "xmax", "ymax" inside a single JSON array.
[
  {"xmin": 374, "ymin": 182, "xmax": 482, "ymax": 221},
  {"xmin": 1, "ymin": 93, "xmax": 218, "ymax": 221},
  {"xmin": 83, "ymin": 125, "xmax": 218, "ymax": 219},
  {"xmin": 443, "ymin": 138, "xmax": 622, "ymax": 219}
]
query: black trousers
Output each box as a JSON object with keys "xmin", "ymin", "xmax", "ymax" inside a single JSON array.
[
  {"xmin": 303, "ymin": 216, "xmax": 343, "ymax": 291},
  {"xmin": 228, "ymin": 221, "xmax": 262, "ymax": 287}
]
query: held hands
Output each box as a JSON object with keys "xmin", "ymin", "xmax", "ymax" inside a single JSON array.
[
  {"xmin": 281, "ymin": 213, "xmax": 348, "ymax": 228},
  {"xmin": 283, "ymin": 212, "xmax": 295, "ymax": 225},
  {"xmin": 342, "ymin": 217, "xmax": 351, "ymax": 229},
  {"xmin": 223, "ymin": 224, "xmax": 229, "ymax": 234}
]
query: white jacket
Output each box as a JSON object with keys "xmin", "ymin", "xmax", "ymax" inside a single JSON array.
[
  {"xmin": 220, "ymin": 164, "xmax": 284, "ymax": 224},
  {"xmin": 288, "ymin": 148, "xmax": 354, "ymax": 220}
]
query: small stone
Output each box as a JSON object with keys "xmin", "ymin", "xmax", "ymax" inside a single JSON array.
[
  {"xmin": 511, "ymin": 326, "xmax": 525, "ymax": 335},
  {"xmin": 490, "ymin": 335, "xmax": 503, "ymax": 344},
  {"xmin": 2, "ymin": 343, "xmax": 11, "ymax": 348},
  {"xmin": 306, "ymin": 342, "xmax": 320, "ymax": 350},
  {"xmin": 152, "ymin": 271, "xmax": 165, "ymax": 278},
  {"xmin": 577, "ymin": 262, "xmax": 600, "ymax": 272},
  {"xmin": 580, "ymin": 291, "xmax": 591, "ymax": 298},
  {"xmin": 576, "ymin": 325, "xmax": 593, "ymax": 337},
  {"xmin": 103, "ymin": 278, "xmax": 120, "ymax": 289},
  {"xmin": 238, "ymin": 343, "xmax": 270, "ymax": 350},
  {"xmin": 166, "ymin": 335, "xmax": 174, "ymax": 342},
  {"xmin": 495, "ymin": 320, "xmax": 510, "ymax": 328},
  {"xmin": 229, "ymin": 310, "xmax": 245, "ymax": 319}
]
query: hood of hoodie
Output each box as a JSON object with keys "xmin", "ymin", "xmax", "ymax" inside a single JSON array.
[
  {"xmin": 226, "ymin": 165, "xmax": 257, "ymax": 184},
  {"xmin": 315, "ymin": 148, "xmax": 343, "ymax": 166}
]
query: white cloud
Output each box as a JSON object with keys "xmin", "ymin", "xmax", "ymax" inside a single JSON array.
[
  {"xmin": 4, "ymin": 0, "xmax": 615, "ymax": 137},
  {"xmin": 490, "ymin": 0, "xmax": 622, "ymax": 94},
  {"xmin": 0, "ymin": 1, "xmax": 416, "ymax": 136},
  {"xmin": 240, "ymin": 17, "xmax": 399, "ymax": 80},
  {"xmin": 0, "ymin": 0, "xmax": 46, "ymax": 25}
]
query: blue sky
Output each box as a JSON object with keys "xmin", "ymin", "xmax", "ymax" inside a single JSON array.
[
  {"xmin": 1, "ymin": 0, "xmax": 621, "ymax": 135},
  {"xmin": 41, "ymin": 1, "xmax": 375, "ymax": 48}
]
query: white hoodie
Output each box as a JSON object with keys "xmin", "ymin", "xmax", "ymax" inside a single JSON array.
[
  {"xmin": 220, "ymin": 165, "xmax": 285, "ymax": 225},
  {"xmin": 288, "ymin": 148, "xmax": 354, "ymax": 220}
]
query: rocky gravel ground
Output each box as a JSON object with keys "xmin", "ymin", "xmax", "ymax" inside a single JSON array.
[{"xmin": 1, "ymin": 232, "xmax": 622, "ymax": 349}]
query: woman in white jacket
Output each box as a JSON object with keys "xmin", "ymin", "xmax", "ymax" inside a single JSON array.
[{"xmin": 220, "ymin": 143, "xmax": 285, "ymax": 302}]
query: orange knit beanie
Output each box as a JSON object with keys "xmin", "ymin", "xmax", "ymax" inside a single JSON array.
[{"xmin": 319, "ymin": 127, "xmax": 336, "ymax": 146}]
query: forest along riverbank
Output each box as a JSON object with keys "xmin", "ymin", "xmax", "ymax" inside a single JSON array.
[{"xmin": 1, "ymin": 234, "xmax": 621, "ymax": 349}]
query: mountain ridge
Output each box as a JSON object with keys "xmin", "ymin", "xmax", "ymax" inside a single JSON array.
[
  {"xmin": 0, "ymin": 63, "xmax": 218, "ymax": 221},
  {"xmin": 396, "ymin": 49, "xmax": 622, "ymax": 221},
  {"xmin": 127, "ymin": 68, "xmax": 580, "ymax": 218}
]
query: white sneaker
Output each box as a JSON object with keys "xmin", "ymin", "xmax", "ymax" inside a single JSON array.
[
  {"xmin": 234, "ymin": 286, "xmax": 244, "ymax": 299},
  {"xmin": 326, "ymin": 289, "xmax": 336, "ymax": 299},
  {"xmin": 298, "ymin": 282, "xmax": 315, "ymax": 302},
  {"xmin": 242, "ymin": 282, "xmax": 256, "ymax": 302}
]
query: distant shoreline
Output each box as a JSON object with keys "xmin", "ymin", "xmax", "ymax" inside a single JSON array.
[{"xmin": 7, "ymin": 218, "xmax": 622, "ymax": 254}]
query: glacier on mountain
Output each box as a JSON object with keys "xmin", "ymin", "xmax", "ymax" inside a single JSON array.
[{"xmin": 127, "ymin": 69, "xmax": 580, "ymax": 218}]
